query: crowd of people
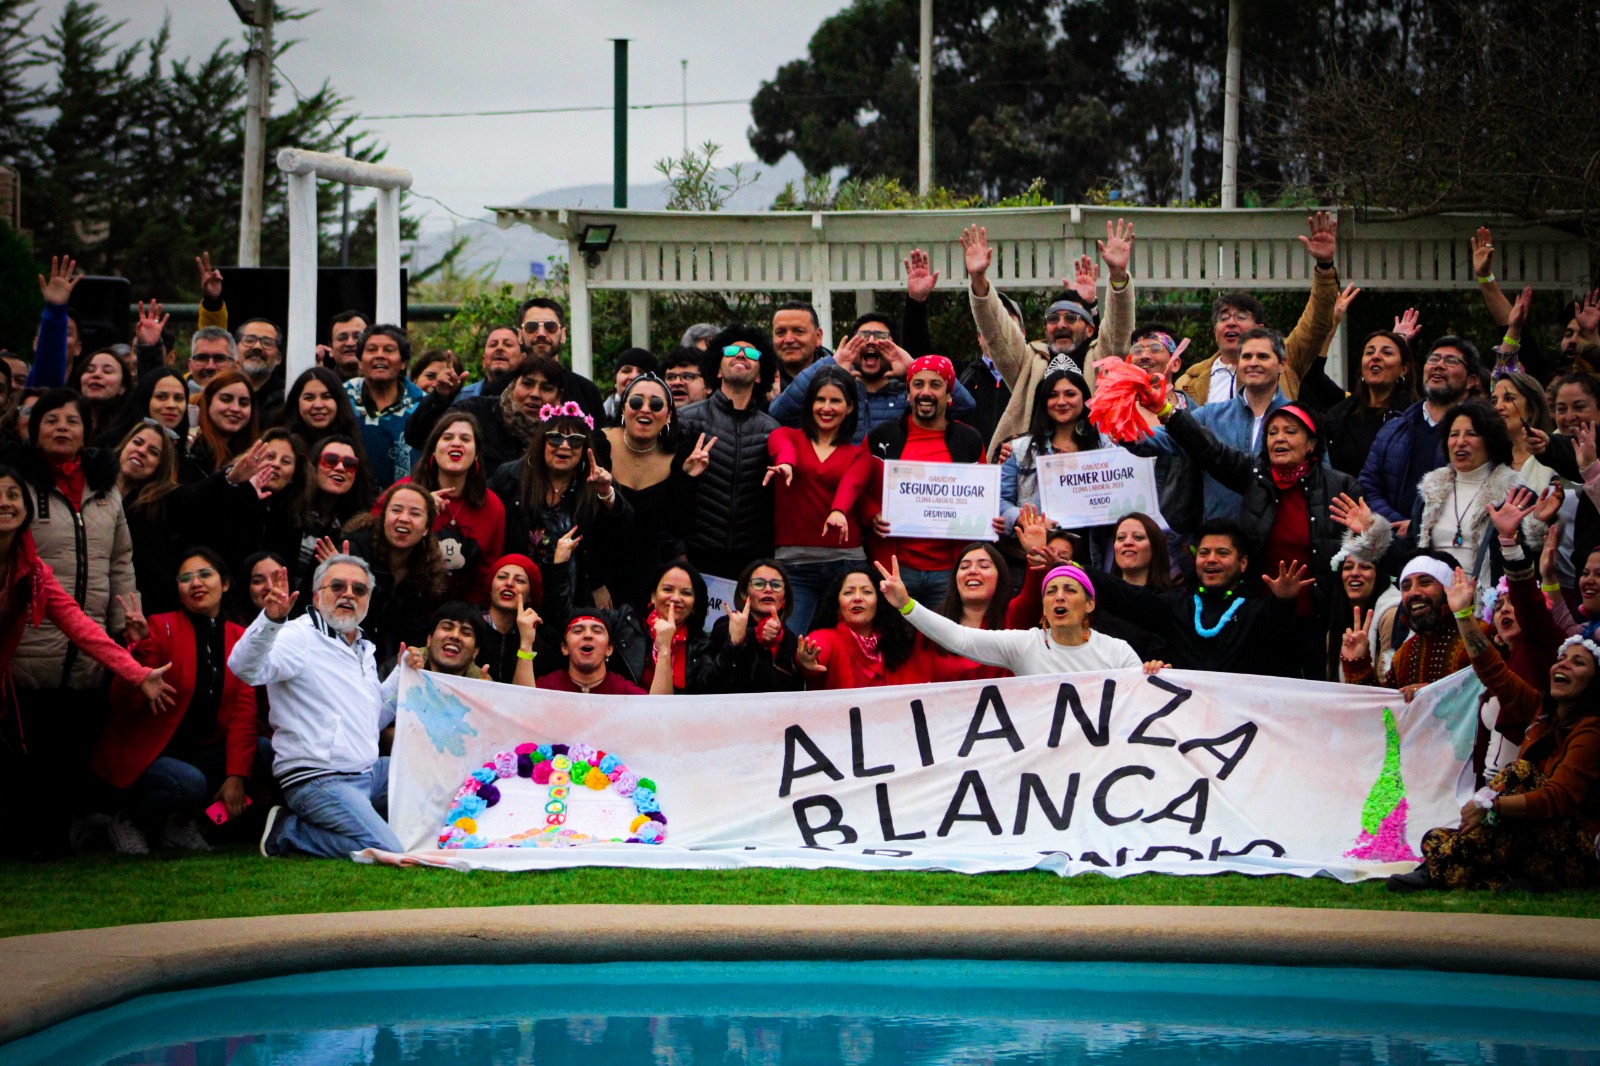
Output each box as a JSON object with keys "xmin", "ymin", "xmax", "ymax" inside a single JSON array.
[{"xmin": 0, "ymin": 218, "xmax": 1595, "ymax": 893}]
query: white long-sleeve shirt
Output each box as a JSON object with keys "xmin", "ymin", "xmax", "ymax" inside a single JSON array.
[
  {"xmin": 903, "ymin": 601, "xmax": 1141, "ymax": 676},
  {"xmin": 228, "ymin": 610, "xmax": 388, "ymax": 787}
]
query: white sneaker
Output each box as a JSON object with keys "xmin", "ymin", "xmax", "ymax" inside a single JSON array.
[
  {"xmin": 108, "ymin": 812, "xmax": 150, "ymax": 855},
  {"xmin": 259, "ymin": 805, "xmax": 285, "ymax": 857},
  {"xmin": 159, "ymin": 815, "xmax": 212, "ymax": 852}
]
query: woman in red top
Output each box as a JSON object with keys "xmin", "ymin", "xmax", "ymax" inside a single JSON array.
[
  {"xmin": 797, "ymin": 566, "xmax": 914, "ymax": 689},
  {"xmin": 767, "ymin": 365, "xmax": 874, "ymax": 635},
  {"xmin": 94, "ymin": 547, "xmax": 264, "ymax": 854},
  {"xmin": 0, "ymin": 464, "xmax": 174, "ymax": 857},
  {"xmin": 401, "ymin": 411, "xmax": 505, "ymax": 603},
  {"xmin": 890, "ymin": 541, "xmax": 1013, "ymax": 685}
]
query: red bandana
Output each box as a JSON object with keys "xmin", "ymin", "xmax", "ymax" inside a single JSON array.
[{"xmin": 1270, "ymin": 461, "xmax": 1311, "ymax": 490}]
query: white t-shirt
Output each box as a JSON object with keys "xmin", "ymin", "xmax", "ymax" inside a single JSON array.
[
  {"xmin": 1206, "ymin": 359, "xmax": 1237, "ymax": 405},
  {"xmin": 904, "ymin": 602, "xmax": 1142, "ymax": 676}
]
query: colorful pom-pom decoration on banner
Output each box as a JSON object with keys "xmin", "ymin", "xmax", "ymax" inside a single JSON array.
[
  {"xmin": 437, "ymin": 740, "xmax": 667, "ymax": 850},
  {"xmin": 1087, "ymin": 357, "xmax": 1169, "ymax": 443}
]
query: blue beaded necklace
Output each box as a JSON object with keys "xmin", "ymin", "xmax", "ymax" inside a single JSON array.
[{"xmin": 1192, "ymin": 591, "xmax": 1246, "ymax": 638}]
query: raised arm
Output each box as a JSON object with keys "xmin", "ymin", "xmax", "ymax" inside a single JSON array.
[
  {"xmin": 1283, "ymin": 212, "xmax": 1341, "ymax": 387},
  {"xmin": 877, "ymin": 556, "xmax": 1023, "ymax": 671},
  {"xmin": 226, "ymin": 567, "xmax": 304, "ymax": 686},
  {"xmin": 900, "ymin": 248, "xmax": 939, "ymax": 358},
  {"xmin": 27, "ymin": 256, "xmax": 80, "ymax": 388},
  {"xmin": 1470, "ymin": 227, "xmax": 1514, "ymax": 327}
]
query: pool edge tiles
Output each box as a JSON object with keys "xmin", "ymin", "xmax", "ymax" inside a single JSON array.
[{"xmin": 2, "ymin": 904, "xmax": 1599, "ymax": 1047}]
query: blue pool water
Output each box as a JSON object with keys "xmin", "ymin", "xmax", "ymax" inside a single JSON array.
[{"xmin": 2, "ymin": 960, "xmax": 1598, "ymax": 1065}]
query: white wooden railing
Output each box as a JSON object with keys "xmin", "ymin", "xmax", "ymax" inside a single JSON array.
[{"xmin": 491, "ymin": 204, "xmax": 1589, "ymax": 378}]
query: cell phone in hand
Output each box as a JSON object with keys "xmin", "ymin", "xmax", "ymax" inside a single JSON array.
[{"xmin": 205, "ymin": 795, "xmax": 252, "ymax": 826}]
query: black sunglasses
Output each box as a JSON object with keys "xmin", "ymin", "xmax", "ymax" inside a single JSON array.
[
  {"xmin": 626, "ymin": 395, "xmax": 666, "ymax": 413},
  {"xmin": 544, "ymin": 431, "xmax": 587, "ymax": 449}
]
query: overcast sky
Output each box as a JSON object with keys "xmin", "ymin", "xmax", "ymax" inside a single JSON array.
[{"xmin": 32, "ymin": 0, "xmax": 847, "ymax": 229}]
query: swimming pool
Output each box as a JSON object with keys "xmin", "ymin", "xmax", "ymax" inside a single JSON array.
[{"xmin": 3, "ymin": 960, "xmax": 1597, "ymax": 1065}]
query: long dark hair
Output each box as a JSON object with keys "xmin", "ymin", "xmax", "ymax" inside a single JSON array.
[
  {"xmin": 66, "ymin": 348, "xmax": 130, "ymax": 440},
  {"xmin": 411, "ymin": 410, "xmax": 488, "ymax": 508},
  {"xmin": 98, "ymin": 366, "xmax": 187, "ymax": 448},
  {"xmin": 799, "ymin": 365, "xmax": 859, "ymax": 444},
  {"xmin": 936, "ymin": 541, "xmax": 1009, "ymax": 630},
  {"xmin": 292, "ymin": 433, "xmax": 375, "ymax": 528},
  {"xmin": 231, "ymin": 549, "xmax": 288, "ymax": 624},
  {"xmin": 281, "ymin": 366, "xmax": 366, "ymax": 460},
  {"xmin": 646, "ymin": 558, "xmax": 709, "ymax": 633},
  {"xmin": 0, "ymin": 463, "xmax": 36, "ymax": 622},
  {"xmin": 1025, "ymin": 368, "xmax": 1098, "ymax": 456},
  {"xmin": 1110, "ymin": 512, "xmax": 1174, "ymax": 591},
  {"xmin": 349, "ymin": 481, "xmax": 447, "ymax": 599},
  {"xmin": 114, "ymin": 421, "xmax": 180, "ymax": 513},
  {"xmin": 1353, "ymin": 330, "xmax": 1417, "ymax": 408},
  {"xmin": 1323, "ymin": 555, "xmax": 1394, "ymax": 682},
  {"xmin": 517, "ymin": 412, "xmax": 602, "ymax": 520},
  {"xmin": 809, "ymin": 566, "xmax": 915, "ymax": 671}
]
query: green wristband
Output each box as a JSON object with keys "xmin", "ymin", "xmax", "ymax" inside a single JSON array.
[{"xmin": 898, "ymin": 598, "xmax": 916, "ymax": 616}]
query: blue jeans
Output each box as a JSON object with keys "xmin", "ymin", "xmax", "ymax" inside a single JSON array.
[
  {"xmin": 902, "ymin": 566, "xmax": 953, "ymax": 609},
  {"xmin": 131, "ymin": 738, "xmax": 274, "ymax": 821},
  {"xmin": 273, "ymin": 758, "xmax": 402, "ymax": 858},
  {"xmin": 783, "ymin": 556, "xmax": 867, "ymax": 637}
]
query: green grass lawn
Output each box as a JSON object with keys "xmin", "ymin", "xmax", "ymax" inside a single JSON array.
[{"xmin": 2, "ymin": 847, "xmax": 1597, "ymax": 939}]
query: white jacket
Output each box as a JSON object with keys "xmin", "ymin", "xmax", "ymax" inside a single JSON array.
[{"xmin": 228, "ymin": 610, "xmax": 389, "ymax": 786}]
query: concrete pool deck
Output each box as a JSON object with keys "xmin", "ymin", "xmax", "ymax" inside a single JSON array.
[{"xmin": 3, "ymin": 904, "xmax": 1598, "ymax": 1044}]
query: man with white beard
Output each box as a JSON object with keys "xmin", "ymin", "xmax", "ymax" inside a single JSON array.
[{"xmin": 229, "ymin": 554, "xmax": 402, "ymax": 859}]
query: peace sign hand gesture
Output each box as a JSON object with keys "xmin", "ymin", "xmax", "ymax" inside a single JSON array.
[
  {"xmin": 684, "ymin": 434, "xmax": 717, "ymax": 478},
  {"xmin": 117, "ymin": 591, "xmax": 149, "ymax": 644},
  {"xmin": 553, "ymin": 525, "xmax": 582, "ymax": 565},
  {"xmin": 1340, "ymin": 605, "xmax": 1373, "ymax": 663},
  {"xmin": 873, "ymin": 554, "xmax": 910, "ymax": 610}
]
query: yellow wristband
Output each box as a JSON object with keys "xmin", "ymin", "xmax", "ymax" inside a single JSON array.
[
  {"xmin": 1541, "ymin": 582, "xmax": 1562, "ymax": 594},
  {"xmin": 516, "ymin": 649, "xmax": 536, "ymax": 660},
  {"xmin": 1477, "ymin": 273, "xmax": 1495, "ymax": 284},
  {"xmin": 1454, "ymin": 606, "xmax": 1476, "ymax": 620},
  {"xmin": 1501, "ymin": 334, "xmax": 1521, "ymax": 348},
  {"xmin": 898, "ymin": 599, "xmax": 916, "ymax": 616},
  {"xmin": 1156, "ymin": 400, "xmax": 1175, "ymax": 418}
]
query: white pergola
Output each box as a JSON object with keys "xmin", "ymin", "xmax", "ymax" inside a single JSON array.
[{"xmin": 490, "ymin": 204, "xmax": 1588, "ymax": 381}]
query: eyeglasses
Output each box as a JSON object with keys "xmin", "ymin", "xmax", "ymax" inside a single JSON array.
[
  {"xmin": 321, "ymin": 578, "xmax": 371, "ymax": 598},
  {"xmin": 188, "ymin": 353, "xmax": 231, "ymax": 365},
  {"xmin": 318, "ymin": 453, "xmax": 360, "ymax": 471},
  {"xmin": 664, "ymin": 370, "xmax": 702, "ymax": 383},
  {"xmin": 748, "ymin": 577, "xmax": 786, "ymax": 591},
  {"xmin": 239, "ymin": 334, "xmax": 278, "ymax": 349},
  {"xmin": 544, "ymin": 431, "xmax": 587, "ymax": 449},
  {"xmin": 1045, "ymin": 312, "xmax": 1086, "ymax": 326},
  {"xmin": 177, "ymin": 568, "xmax": 218, "ymax": 584},
  {"xmin": 1424, "ymin": 353, "xmax": 1467, "ymax": 369},
  {"xmin": 855, "ymin": 329, "xmax": 892, "ymax": 342},
  {"xmin": 626, "ymin": 394, "xmax": 666, "ymax": 413},
  {"xmin": 1215, "ymin": 310, "xmax": 1256, "ymax": 324},
  {"xmin": 721, "ymin": 344, "xmax": 760, "ymax": 360},
  {"xmin": 522, "ymin": 320, "xmax": 562, "ymax": 334},
  {"xmin": 1128, "ymin": 342, "xmax": 1169, "ymax": 356}
]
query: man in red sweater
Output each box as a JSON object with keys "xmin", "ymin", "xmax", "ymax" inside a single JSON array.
[
  {"xmin": 536, "ymin": 612, "xmax": 646, "ymax": 695},
  {"xmin": 862, "ymin": 355, "xmax": 988, "ymax": 605}
]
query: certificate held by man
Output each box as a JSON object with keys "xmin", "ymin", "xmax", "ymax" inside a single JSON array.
[
  {"xmin": 1036, "ymin": 447, "xmax": 1167, "ymax": 530},
  {"xmin": 880, "ymin": 460, "xmax": 1001, "ymax": 541}
]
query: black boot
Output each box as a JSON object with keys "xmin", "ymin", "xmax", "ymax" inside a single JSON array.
[{"xmin": 1386, "ymin": 868, "xmax": 1432, "ymax": 893}]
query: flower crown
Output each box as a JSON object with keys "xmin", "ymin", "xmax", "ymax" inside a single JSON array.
[{"xmin": 539, "ymin": 401, "xmax": 593, "ymax": 430}]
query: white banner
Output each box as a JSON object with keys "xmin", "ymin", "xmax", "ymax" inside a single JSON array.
[
  {"xmin": 1036, "ymin": 447, "xmax": 1167, "ymax": 530},
  {"xmin": 365, "ymin": 665, "xmax": 1482, "ymax": 880},
  {"xmin": 881, "ymin": 460, "xmax": 1000, "ymax": 541}
]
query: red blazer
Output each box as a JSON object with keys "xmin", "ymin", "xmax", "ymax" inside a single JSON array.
[{"xmin": 92, "ymin": 612, "xmax": 257, "ymax": 789}]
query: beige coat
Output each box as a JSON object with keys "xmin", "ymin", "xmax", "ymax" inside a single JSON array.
[
  {"xmin": 969, "ymin": 278, "xmax": 1136, "ymax": 460},
  {"xmin": 12, "ymin": 478, "xmax": 135, "ymax": 691},
  {"xmin": 1173, "ymin": 268, "xmax": 1340, "ymax": 405}
]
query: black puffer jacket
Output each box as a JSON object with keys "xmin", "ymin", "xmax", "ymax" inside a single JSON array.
[
  {"xmin": 1163, "ymin": 408, "xmax": 1363, "ymax": 589},
  {"xmin": 676, "ymin": 391, "xmax": 777, "ymax": 576}
]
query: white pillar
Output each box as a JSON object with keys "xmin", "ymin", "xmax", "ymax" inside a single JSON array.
[
  {"xmin": 375, "ymin": 186, "xmax": 402, "ymax": 325},
  {"xmin": 237, "ymin": 3, "xmax": 272, "ymax": 267},
  {"xmin": 629, "ymin": 291, "xmax": 651, "ymax": 350},
  {"xmin": 1327, "ymin": 320, "xmax": 1348, "ymax": 389},
  {"xmin": 1219, "ymin": 0, "xmax": 1242, "ymax": 210},
  {"xmin": 569, "ymin": 240, "xmax": 593, "ymax": 378},
  {"xmin": 284, "ymin": 171, "xmax": 318, "ymax": 383},
  {"xmin": 917, "ymin": 0, "xmax": 933, "ymax": 197}
]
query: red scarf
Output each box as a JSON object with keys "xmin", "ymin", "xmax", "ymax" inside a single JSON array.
[
  {"xmin": 645, "ymin": 606, "xmax": 687, "ymax": 689},
  {"xmin": 1270, "ymin": 461, "xmax": 1310, "ymax": 490},
  {"xmin": 49, "ymin": 455, "xmax": 84, "ymax": 512},
  {"xmin": 754, "ymin": 611, "xmax": 785, "ymax": 659}
]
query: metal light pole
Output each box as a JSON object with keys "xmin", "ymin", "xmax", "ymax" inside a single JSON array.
[
  {"xmin": 231, "ymin": 0, "xmax": 273, "ymax": 266},
  {"xmin": 681, "ymin": 59, "xmax": 689, "ymax": 153},
  {"xmin": 1219, "ymin": 0, "xmax": 1242, "ymax": 209},
  {"xmin": 613, "ymin": 39, "xmax": 629, "ymax": 210},
  {"xmin": 917, "ymin": 0, "xmax": 933, "ymax": 196}
]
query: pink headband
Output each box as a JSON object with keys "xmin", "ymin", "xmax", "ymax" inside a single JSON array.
[
  {"xmin": 1042, "ymin": 564, "xmax": 1094, "ymax": 599},
  {"xmin": 907, "ymin": 355, "xmax": 955, "ymax": 386}
]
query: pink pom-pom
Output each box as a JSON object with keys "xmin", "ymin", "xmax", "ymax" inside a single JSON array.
[
  {"xmin": 531, "ymin": 761, "xmax": 554, "ymax": 785},
  {"xmin": 514, "ymin": 742, "xmax": 538, "ymax": 755},
  {"xmin": 1088, "ymin": 358, "xmax": 1168, "ymax": 443}
]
